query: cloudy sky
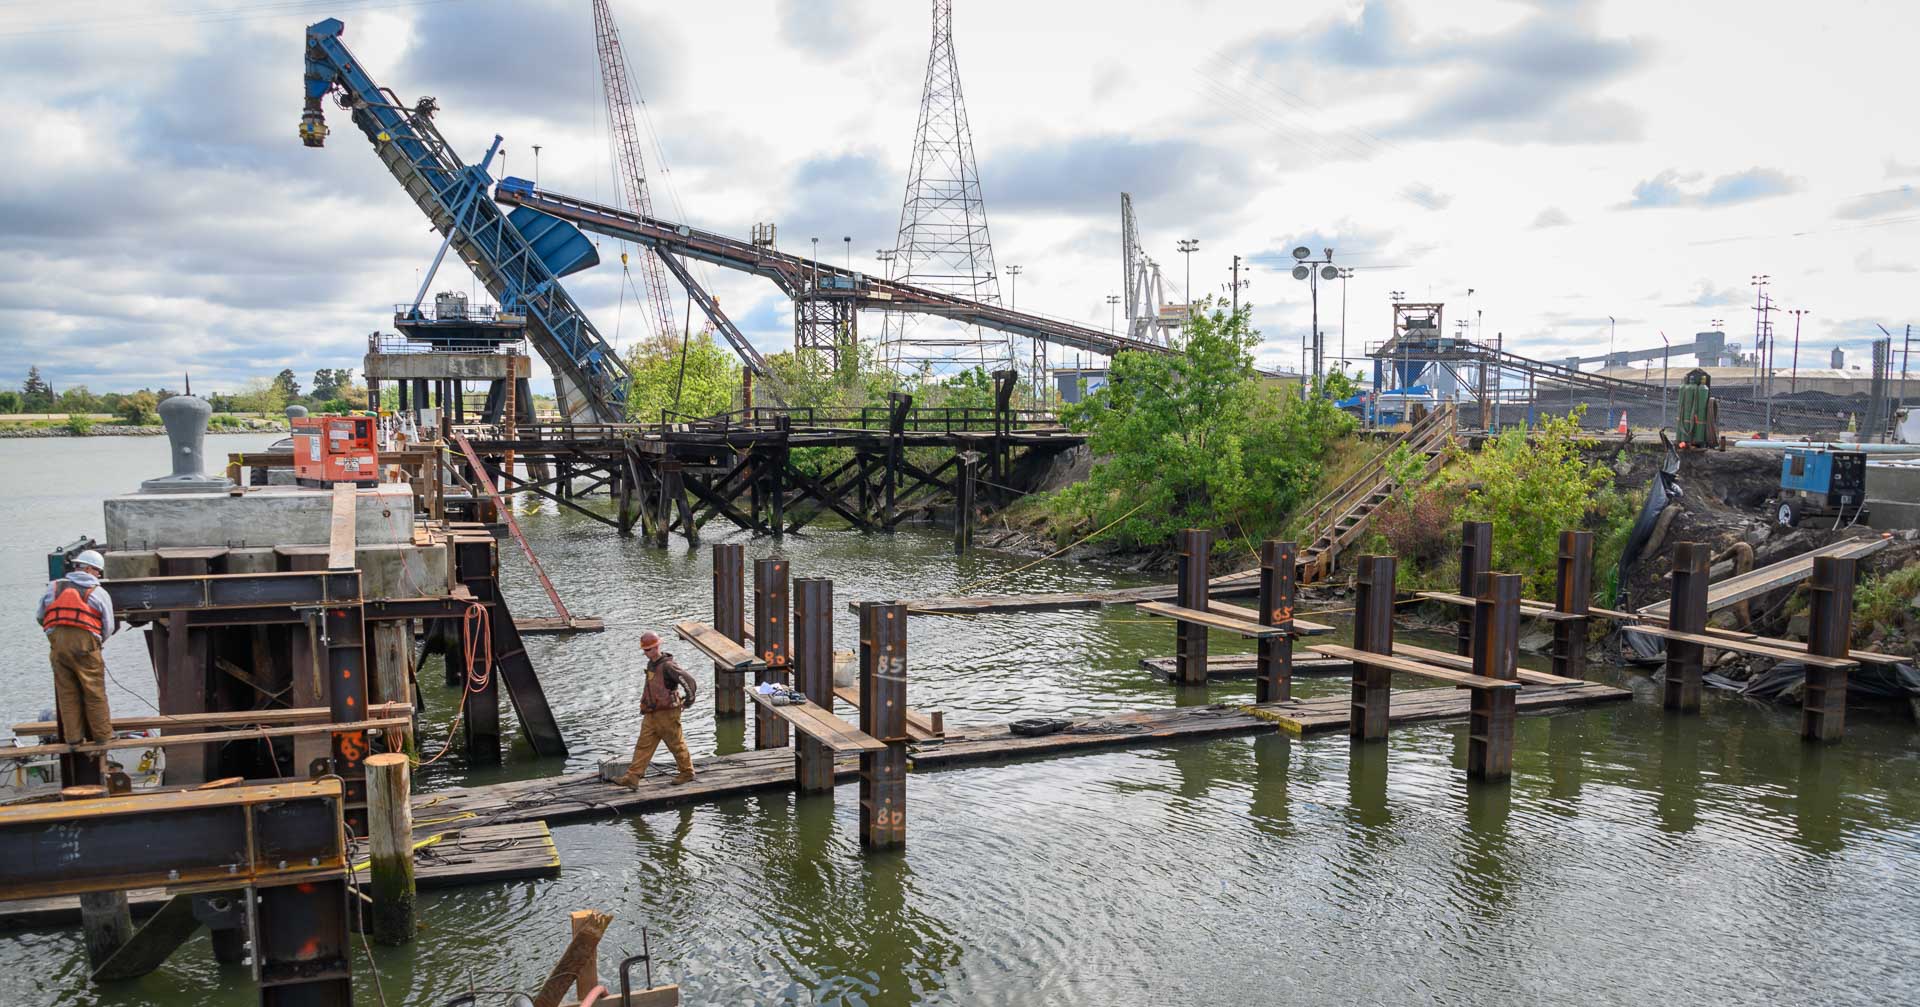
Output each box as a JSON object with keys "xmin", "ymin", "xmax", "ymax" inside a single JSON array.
[{"xmin": 4, "ymin": 0, "xmax": 1919, "ymax": 395}]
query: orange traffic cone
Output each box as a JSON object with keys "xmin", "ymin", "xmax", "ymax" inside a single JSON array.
[{"xmin": 1616, "ymin": 411, "xmax": 1629, "ymax": 434}]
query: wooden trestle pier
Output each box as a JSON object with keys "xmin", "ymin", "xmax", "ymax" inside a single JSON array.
[{"xmin": 458, "ymin": 379, "xmax": 1083, "ymax": 545}]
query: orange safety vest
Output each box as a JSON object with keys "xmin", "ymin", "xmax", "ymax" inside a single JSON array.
[{"xmin": 41, "ymin": 583, "xmax": 103, "ymax": 636}]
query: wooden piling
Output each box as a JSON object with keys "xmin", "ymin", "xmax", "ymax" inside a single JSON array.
[
  {"xmin": 753, "ymin": 558, "xmax": 791, "ymax": 749},
  {"xmin": 62, "ymin": 786, "xmax": 132, "ymax": 971},
  {"xmin": 1351, "ymin": 555, "xmax": 1397, "ymax": 741},
  {"xmin": 1457, "ymin": 522, "xmax": 1492, "ymax": 657},
  {"xmin": 858, "ymin": 602, "xmax": 908, "ymax": 849},
  {"xmin": 533, "ymin": 909, "xmax": 610, "ymax": 1007},
  {"xmin": 567, "ymin": 911, "xmax": 602, "ymax": 998},
  {"xmin": 712, "ymin": 544, "xmax": 746, "ymax": 719},
  {"xmin": 1256, "ymin": 541, "xmax": 1297, "ymax": 703},
  {"xmin": 1174, "ymin": 528, "xmax": 1214, "ymax": 685},
  {"xmin": 954, "ymin": 453, "xmax": 978, "ymax": 555},
  {"xmin": 1663, "ymin": 542, "xmax": 1710, "ymax": 712},
  {"xmin": 1468, "ymin": 572, "xmax": 1522, "ymax": 781},
  {"xmin": 1802, "ymin": 556, "xmax": 1856, "ymax": 742},
  {"xmin": 794, "ymin": 578, "xmax": 835, "ymax": 793},
  {"xmin": 364, "ymin": 753, "xmax": 415, "ymax": 945},
  {"xmin": 1552, "ymin": 530, "xmax": 1593, "ymax": 680}
]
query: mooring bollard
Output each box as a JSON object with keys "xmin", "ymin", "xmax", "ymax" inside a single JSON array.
[
  {"xmin": 364, "ymin": 752, "xmax": 415, "ymax": 945},
  {"xmin": 61, "ymin": 786, "xmax": 132, "ymax": 971},
  {"xmin": 1256, "ymin": 541, "xmax": 1297, "ymax": 703}
]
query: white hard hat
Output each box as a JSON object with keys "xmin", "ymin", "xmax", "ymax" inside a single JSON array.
[{"xmin": 72, "ymin": 550, "xmax": 105, "ymax": 572}]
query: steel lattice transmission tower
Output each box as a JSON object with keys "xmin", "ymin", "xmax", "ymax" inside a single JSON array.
[
  {"xmin": 879, "ymin": 0, "xmax": 1008, "ymax": 376},
  {"xmin": 593, "ymin": 0, "xmax": 677, "ymax": 350}
]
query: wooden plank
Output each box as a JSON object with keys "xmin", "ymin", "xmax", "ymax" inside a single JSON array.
[
  {"xmin": 1140, "ymin": 654, "xmax": 1353, "ymax": 681},
  {"xmin": 328, "ymin": 483, "xmax": 357, "ymax": 570},
  {"xmin": 1307, "ymin": 644, "xmax": 1522, "ymax": 690},
  {"xmin": 1390, "ymin": 642, "xmax": 1585, "ymax": 686},
  {"xmin": 1622, "ymin": 624, "xmax": 1857, "ymax": 669},
  {"xmin": 1198, "ymin": 601, "xmax": 1334, "ymax": 635},
  {"xmin": 1638, "ymin": 536, "xmax": 1889, "ymax": 620},
  {"xmin": 515, "ymin": 617, "xmax": 607, "ymax": 635},
  {"xmin": 674, "ymin": 621, "xmax": 765, "ymax": 672},
  {"xmin": 744, "ymin": 688, "xmax": 884, "ymax": 753},
  {"xmin": 1415, "ymin": 591, "xmax": 1582, "ymax": 622},
  {"xmin": 561, "ymin": 988, "xmax": 680, "ymax": 1007},
  {"xmin": 10, "ymin": 702, "xmax": 413, "ymax": 738},
  {"xmin": 831, "ymin": 685, "xmax": 943, "ymax": 742},
  {"xmin": 0, "ymin": 718, "xmax": 410, "ymax": 761},
  {"xmin": 1670, "ymin": 626, "xmax": 1905, "ymax": 667},
  {"xmin": 1135, "ymin": 601, "xmax": 1291, "ymax": 638},
  {"xmin": 1264, "ymin": 682, "xmax": 1628, "ymax": 735}
]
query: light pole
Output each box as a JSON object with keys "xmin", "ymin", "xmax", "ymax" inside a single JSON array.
[
  {"xmin": 811, "ymin": 237, "xmax": 820, "ymax": 293},
  {"xmin": 1337, "ymin": 266, "xmax": 1355, "ymax": 380},
  {"xmin": 1290, "ymin": 245, "xmax": 1338, "ymax": 387},
  {"xmin": 1004, "ymin": 265, "xmax": 1022, "ymax": 309},
  {"xmin": 1177, "ymin": 239, "xmax": 1199, "ymax": 312},
  {"xmin": 1659, "ymin": 330, "xmax": 1671, "ymax": 428},
  {"xmin": 532, "ymin": 144, "xmax": 541, "ymax": 185},
  {"xmin": 876, "ymin": 248, "xmax": 897, "ymax": 281},
  {"xmin": 1225, "ymin": 255, "xmax": 1248, "ymax": 314},
  {"xmin": 1607, "ymin": 315, "xmax": 1616, "ymax": 424},
  {"xmin": 1106, "ymin": 294, "xmax": 1121, "ymax": 335},
  {"xmin": 844, "ymin": 236, "xmax": 852, "ymax": 271},
  {"xmin": 1751, "ymin": 274, "xmax": 1771, "ymax": 402}
]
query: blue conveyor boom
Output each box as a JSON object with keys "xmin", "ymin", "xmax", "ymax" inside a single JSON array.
[{"xmin": 300, "ymin": 18, "xmax": 630, "ymax": 423}]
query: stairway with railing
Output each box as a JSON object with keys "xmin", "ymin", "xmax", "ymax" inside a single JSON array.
[{"xmin": 1293, "ymin": 403, "xmax": 1457, "ymax": 583}]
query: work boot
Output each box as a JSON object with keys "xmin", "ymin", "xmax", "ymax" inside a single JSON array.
[
  {"xmin": 612, "ymin": 773, "xmax": 640, "ymax": 790},
  {"xmin": 669, "ymin": 772, "xmax": 694, "ymax": 786}
]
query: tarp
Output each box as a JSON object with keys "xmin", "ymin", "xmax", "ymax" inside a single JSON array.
[
  {"xmin": 1617, "ymin": 437, "xmax": 1684, "ymax": 662},
  {"xmin": 1706, "ymin": 660, "xmax": 1920, "ymax": 702}
]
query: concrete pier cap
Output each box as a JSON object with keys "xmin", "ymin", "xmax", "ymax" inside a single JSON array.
[{"xmin": 139, "ymin": 394, "xmax": 232, "ymax": 494}]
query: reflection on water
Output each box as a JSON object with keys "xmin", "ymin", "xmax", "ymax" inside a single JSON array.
[{"xmin": 2, "ymin": 436, "xmax": 1919, "ymax": 1004}]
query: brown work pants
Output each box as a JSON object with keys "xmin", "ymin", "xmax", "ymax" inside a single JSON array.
[
  {"xmin": 625, "ymin": 707, "xmax": 693, "ymax": 778},
  {"xmin": 48, "ymin": 626, "xmax": 112, "ymax": 744}
]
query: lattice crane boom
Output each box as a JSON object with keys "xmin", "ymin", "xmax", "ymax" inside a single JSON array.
[{"xmin": 593, "ymin": 0, "xmax": 679, "ymax": 348}]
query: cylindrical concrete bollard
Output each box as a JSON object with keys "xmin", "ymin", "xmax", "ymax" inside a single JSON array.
[{"xmin": 364, "ymin": 753, "xmax": 416, "ymax": 945}]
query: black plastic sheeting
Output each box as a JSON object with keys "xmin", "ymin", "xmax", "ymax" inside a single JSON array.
[
  {"xmin": 1705, "ymin": 660, "xmax": 1920, "ymax": 702},
  {"xmin": 1617, "ymin": 438, "xmax": 1684, "ymax": 662}
]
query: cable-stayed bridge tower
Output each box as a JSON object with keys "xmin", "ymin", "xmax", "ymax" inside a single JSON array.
[{"xmin": 880, "ymin": 0, "xmax": 1008, "ymax": 375}]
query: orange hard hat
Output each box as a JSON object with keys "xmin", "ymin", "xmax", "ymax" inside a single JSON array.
[{"xmin": 640, "ymin": 631, "xmax": 660, "ymax": 647}]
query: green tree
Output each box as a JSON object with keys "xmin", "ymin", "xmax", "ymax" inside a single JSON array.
[
  {"xmin": 21, "ymin": 367, "xmax": 54, "ymax": 412},
  {"xmin": 1053, "ymin": 300, "xmax": 1355, "ymax": 548},
  {"xmin": 57, "ymin": 386, "xmax": 98, "ymax": 414},
  {"xmin": 0, "ymin": 390, "xmax": 21, "ymax": 413},
  {"xmin": 1453, "ymin": 407, "xmax": 1614, "ymax": 592},
  {"xmin": 624, "ymin": 331, "xmax": 742, "ymax": 422},
  {"xmin": 271, "ymin": 368, "xmax": 301, "ymax": 402},
  {"xmin": 118, "ymin": 390, "xmax": 159, "ymax": 426},
  {"xmin": 311, "ymin": 368, "xmax": 355, "ymax": 401}
]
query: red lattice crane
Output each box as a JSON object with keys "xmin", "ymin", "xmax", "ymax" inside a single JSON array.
[{"xmin": 593, "ymin": 0, "xmax": 678, "ymax": 349}]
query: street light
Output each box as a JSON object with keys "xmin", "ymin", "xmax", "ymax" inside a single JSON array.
[
  {"xmin": 1788, "ymin": 308, "xmax": 1808, "ymax": 393},
  {"xmin": 1177, "ymin": 239, "xmax": 1199, "ymax": 311},
  {"xmin": 843, "ymin": 236, "xmax": 852, "ymax": 270},
  {"xmin": 1004, "ymin": 264, "xmax": 1022, "ymax": 310},
  {"xmin": 1290, "ymin": 245, "xmax": 1339, "ymax": 386},
  {"xmin": 1337, "ymin": 266, "xmax": 1355, "ymax": 379}
]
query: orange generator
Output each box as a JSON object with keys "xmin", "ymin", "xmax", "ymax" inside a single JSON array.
[{"xmin": 291, "ymin": 415, "xmax": 379, "ymax": 488}]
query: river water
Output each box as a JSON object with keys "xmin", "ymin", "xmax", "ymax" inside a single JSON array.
[{"xmin": 2, "ymin": 435, "xmax": 1917, "ymax": 1005}]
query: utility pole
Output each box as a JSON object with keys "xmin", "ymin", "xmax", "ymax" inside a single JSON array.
[
  {"xmin": 1788, "ymin": 308, "xmax": 1807, "ymax": 393},
  {"xmin": 1338, "ymin": 267, "xmax": 1354, "ymax": 380},
  {"xmin": 531, "ymin": 144, "xmax": 541, "ymax": 185},
  {"xmin": 1608, "ymin": 315, "xmax": 1616, "ymax": 422},
  {"xmin": 1659, "ymin": 330, "xmax": 1671, "ymax": 428},
  {"xmin": 1226, "ymin": 255, "xmax": 1248, "ymax": 314},
  {"xmin": 844, "ymin": 236, "xmax": 852, "ymax": 271},
  {"xmin": 1106, "ymin": 294, "xmax": 1120, "ymax": 334},
  {"xmin": 1004, "ymin": 264, "xmax": 1022, "ymax": 309},
  {"xmin": 1751, "ymin": 274, "xmax": 1771, "ymax": 402}
]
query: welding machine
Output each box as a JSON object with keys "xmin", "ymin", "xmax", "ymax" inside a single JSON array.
[
  {"xmin": 1774, "ymin": 447, "xmax": 1867, "ymax": 527},
  {"xmin": 291, "ymin": 415, "xmax": 379, "ymax": 488}
]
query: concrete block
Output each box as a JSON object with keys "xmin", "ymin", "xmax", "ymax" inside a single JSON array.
[
  {"xmin": 103, "ymin": 484, "xmax": 414, "ymax": 551},
  {"xmin": 356, "ymin": 543, "xmax": 449, "ymax": 598},
  {"xmin": 1868, "ymin": 499, "xmax": 1920, "ymax": 531}
]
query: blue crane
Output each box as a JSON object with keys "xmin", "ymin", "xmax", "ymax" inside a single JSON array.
[{"xmin": 301, "ymin": 17, "xmax": 630, "ymax": 423}]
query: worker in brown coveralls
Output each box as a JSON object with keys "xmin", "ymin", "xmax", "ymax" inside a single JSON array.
[
  {"xmin": 36, "ymin": 549, "xmax": 116, "ymax": 745},
  {"xmin": 613, "ymin": 630, "xmax": 699, "ymax": 788}
]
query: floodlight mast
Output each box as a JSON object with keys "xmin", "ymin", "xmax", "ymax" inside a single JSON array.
[{"xmin": 1290, "ymin": 244, "xmax": 1337, "ymax": 387}]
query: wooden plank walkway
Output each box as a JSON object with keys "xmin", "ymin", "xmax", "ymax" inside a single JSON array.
[
  {"xmin": 398, "ymin": 679, "xmax": 1631, "ymax": 828},
  {"xmin": 0, "ymin": 820, "xmax": 558, "ymax": 929},
  {"xmin": 1139, "ymin": 654, "xmax": 1353, "ymax": 682},
  {"xmin": 1638, "ymin": 535, "xmax": 1889, "ymax": 622},
  {"xmin": 894, "ymin": 579, "xmax": 1259, "ymax": 616}
]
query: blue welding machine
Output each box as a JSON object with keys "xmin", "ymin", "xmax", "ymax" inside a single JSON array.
[{"xmin": 1775, "ymin": 448, "xmax": 1867, "ymax": 527}]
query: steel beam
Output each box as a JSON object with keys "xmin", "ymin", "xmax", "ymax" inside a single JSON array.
[
  {"xmin": 1256, "ymin": 541, "xmax": 1297, "ymax": 703},
  {"xmin": 1457, "ymin": 522, "xmax": 1492, "ymax": 656},
  {"xmin": 712, "ymin": 544, "xmax": 746, "ymax": 719},
  {"xmin": 1174, "ymin": 528, "xmax": 1214, "ymax": 685},
  {"xmin": 1468, "ymin": 572, "xmax": 1522, "ymax": 781},
  {"xmin": 1803, "ymin": 556, "xmax": 1856, "ymax": 742},
  {"xmin": 793, "ymin": 578, "xmax": 835, "ymax": 794},
  {"xmin": 753, "ymin": 558, "xmax": 791, "ymax": 749},
  {"xmin": 1664, "ymin": 542, "xmax": 1710, "ymax": 712},
  {"xmin": 858, "ymin": 601, "xmax": 907, "ymax": 849},
  {"xmin": 1552, "ymin": 530, "xmax": 1594, "ymax": 680},
  {"xmin": 1351, "ymin": 555, "xmax": 1397, "ymax": 741}
]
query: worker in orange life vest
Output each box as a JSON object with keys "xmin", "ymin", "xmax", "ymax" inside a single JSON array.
[{"xmin": 36, "ymin": 550, "xmax": 116, "ymax": 745}]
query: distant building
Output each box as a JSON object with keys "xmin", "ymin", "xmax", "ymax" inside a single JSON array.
[{"xmin": 1832, "ymin": 348, "xmax": 1846, "ymax": 369}]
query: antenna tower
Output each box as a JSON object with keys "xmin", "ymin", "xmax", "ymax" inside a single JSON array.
[
  {"xmin": 880, "ymin": 0, "xmax": 1008, "ymax": 376},
  {"xmin": 593, "ymin": 0, "xmax": 677, "ymax": 350}
]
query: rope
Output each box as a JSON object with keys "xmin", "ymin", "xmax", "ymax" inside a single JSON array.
[
  {"xmin": 952, "ymin": 497, "xmax": 1153, "ymax": 595},
  {"xmin": 414, "ymin": 601, "xmax": 492, "ymax": 770}
]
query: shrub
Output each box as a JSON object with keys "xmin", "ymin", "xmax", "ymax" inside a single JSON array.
[
  {"xmin": 64, "ymin": 413, "xmax": 94, "ymax": 436},
  {"xmin": 1453, "ymin": 407, "xmax": 1614, "ymax": 592},
  {"xmin": 1855, "ymin": 563, "xmax": 1920, "ymax": 639},
  {"xmin": 1374, "ymin": 481, "xmax": 1464, "ymax": 568},
  {"xmin": 117, "ymin": 390, "xmax": 159, "ymax": 426}
]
